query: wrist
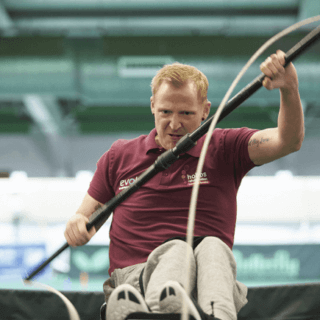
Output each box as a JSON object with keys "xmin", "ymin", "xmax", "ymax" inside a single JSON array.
[{"xmin": 280, "ymin": 81, "xmax": 299, "ymax": 95}]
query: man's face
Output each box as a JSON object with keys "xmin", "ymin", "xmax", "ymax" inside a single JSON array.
[{"xmin": 150, "ymin": 80, "xmax": 211, "ymax": 150}]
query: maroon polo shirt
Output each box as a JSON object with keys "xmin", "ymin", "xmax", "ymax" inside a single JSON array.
[{"xmin": 88, "ymin": 127, "xmax": 257, "ymax": 275}]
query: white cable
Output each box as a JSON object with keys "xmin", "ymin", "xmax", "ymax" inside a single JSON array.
[
  {"xmin": 182, "ymin": 15, "xmax": 320, "ymax": 320},
  {"xmin": 24, "ymin": 280, "xmax": 81, "ymax": 320}
]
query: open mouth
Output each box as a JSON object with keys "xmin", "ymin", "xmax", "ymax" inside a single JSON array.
[{"xmin": 169, "ymin": 134, "xmax": 183, "ymax": 140}]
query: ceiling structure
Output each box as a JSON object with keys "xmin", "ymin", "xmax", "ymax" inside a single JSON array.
[{"xmin": 0, "ymin": 0, "xmax": 319, "ymax": 177}]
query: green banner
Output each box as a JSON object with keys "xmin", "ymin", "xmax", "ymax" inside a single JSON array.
[
  {"xmin": 69, "ymin": 245, "xmax": 109, "ymax": 278},
  {"xmin": 233, "ymin": 244, "xmax": 320, "ymax": 281}
]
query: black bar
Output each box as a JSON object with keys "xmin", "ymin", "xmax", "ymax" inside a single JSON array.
[
  {"xmin": 24, "ymin": 243, "xmax": 69, "ymax": 281},
  {"xmin": 24, "ymin": 24, "xmax": 320, "ymax": 281},
  {"xmin": 125, "ymin": 312, "xmax": 181, "ymax": 319}
]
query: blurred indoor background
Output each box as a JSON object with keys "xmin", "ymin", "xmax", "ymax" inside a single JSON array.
[{"xmin": 1, "ymin": 0, "xmax": 320, "ymax": 292}]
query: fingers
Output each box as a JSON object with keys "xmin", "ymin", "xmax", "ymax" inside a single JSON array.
[
  {"xmin": 260, "ymin": 50, "xmax": 286, "ymax": 90},
  {"xmin": 64, "ymin": 214, "xmax": 96, "ymax": 247}
]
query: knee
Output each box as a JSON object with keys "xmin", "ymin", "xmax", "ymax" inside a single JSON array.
[
  {"xmin": 195, "ymin": 237, "xmax": 236, "ymax": 266},
  {"xmin": 170, "ymin": 239, "xmax": 193, "ymax": 249},
  {"xmin": 200, "ymin": 236, "xmax": 226, "ymax": 248},
  {"xmin": 146, "ymin": 239, "xmax": 196, "ymax": 267},
  {"xmin": 166, "ymin": 239, "xmax": 195, "ymax": 261}
]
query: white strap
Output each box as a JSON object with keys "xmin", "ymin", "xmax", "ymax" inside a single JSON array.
[{"xmin": 24, "ymin": 280, "xmax": 81, "ymax": 320}]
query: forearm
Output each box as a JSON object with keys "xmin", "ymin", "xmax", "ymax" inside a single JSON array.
[
  {"xmin": 248, "ymin": 51, "xmax": 305, "ymax": 165},
  {"xmin": 277, "ymin": 85, "xmax": 304, "ymax": 151},
  {"xmin": 75, "ymin": 193, "xmax": 105, "ymax": 231}
]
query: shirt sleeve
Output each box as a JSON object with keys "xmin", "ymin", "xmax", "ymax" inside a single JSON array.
[
  {"xmin": 222, "ymin": 127, "xmax": 259, "ymax": 180},
  {"xmin": 87, "ymin": 148, "xmax": 115, "ymax": 204}
]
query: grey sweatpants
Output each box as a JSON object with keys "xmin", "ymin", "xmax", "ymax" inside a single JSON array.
[{"xmin": 103, "ymin": 237, "xmax": 248, "ymax": 320}]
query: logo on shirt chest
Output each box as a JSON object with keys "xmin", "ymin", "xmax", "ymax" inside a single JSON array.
[
  {"xmin": 118, "ymin": 170, "xmax": 209, "ymax": 190},
  {"xmin": 119, "ymin": 176, "xmax": 138, "ymax": 190},
  {"xmin": 181, "ymin": 171, "xmax": 209, "ymax": 185}
]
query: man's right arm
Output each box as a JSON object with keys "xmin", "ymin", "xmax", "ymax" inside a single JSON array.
[{"xmin": 64, "ymin": 193, "xmax": 104, "ymax": 247}]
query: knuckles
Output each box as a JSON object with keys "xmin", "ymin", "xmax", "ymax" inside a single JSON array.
[
  {"xmin": 270, "ymin": 53, "xmax": 278, "ymax": 60},
  {"xmin": 65, "ymin": 214, "xmax": 92, "ymax": 247}
]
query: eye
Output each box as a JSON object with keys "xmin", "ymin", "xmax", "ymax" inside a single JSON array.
[
  {"xmin": 181, "ymin": 111, "xmax": 193, "ymax": 116},
  {"xmin": 161, "ymin": 110, "xmax": 171, "ymax": 114}
]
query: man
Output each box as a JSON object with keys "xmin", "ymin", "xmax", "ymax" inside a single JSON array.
[{"xmin": 64, "ymin": 50, "xmax": 304, "ymax": 320}]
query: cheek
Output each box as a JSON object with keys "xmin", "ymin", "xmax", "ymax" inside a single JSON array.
[
  {"xmin": 156, "ymin": 117, "xmax": 166, "ymax": 126},
  {"xmin": 154, "ymin": 118, "xmax": 167, "ymax": 132},
  {"xmin": 186, "ymin": 119, "xmax": 202, "ymax": 131}
]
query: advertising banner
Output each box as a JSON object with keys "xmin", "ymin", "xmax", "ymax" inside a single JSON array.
[
  {"xmin": 233, "ymin": 244, "xmax": 320, "ymax": 281},
  {"xmin": 69, "ymin": 244, "xmax": 320, "ymax": 283},
  {"xmin": 69, "ymin": 245, "xmax": 109, "ymax": 278},
  {"xmin": 0, "ymin": 244, "xmax": 47, "ymax": 279}
]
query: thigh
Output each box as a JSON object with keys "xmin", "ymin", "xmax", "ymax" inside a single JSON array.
[
  {"xmin": 195, "ymin": 236, "xmax": 248, "ymax": 318},
  {"xmin": 142, "ymin": 239, "xmax": 197, "ymax": 312},
  {"xmin": 143, "ymin": 239, "xmax": 196, "ymax": 292}
]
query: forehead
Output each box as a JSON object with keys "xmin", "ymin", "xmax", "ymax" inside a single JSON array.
[{"xmin": 154, "ymin": 80, "xmax": 199, "ymax": 104}]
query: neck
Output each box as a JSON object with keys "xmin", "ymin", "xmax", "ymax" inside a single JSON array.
[{"xmin": 155, "ymin": 134, "xmax": 162, "ymax": 147}]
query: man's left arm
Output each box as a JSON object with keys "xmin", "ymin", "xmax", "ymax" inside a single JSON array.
[{"xmin": 248, "ymin": 50, "xmax": 305, "ymax": 166}]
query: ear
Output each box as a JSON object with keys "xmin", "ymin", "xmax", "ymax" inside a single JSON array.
[
  {"xmin": 202, "ymin": 100, "xmax": 211, "ymax": 120},
  {"xmin": 150, "ymin": 96, "xmax": 155, "ymax": 115}
]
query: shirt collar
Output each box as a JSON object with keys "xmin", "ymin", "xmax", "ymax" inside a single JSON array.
[
  {"xmin": 145, "ymin": 128, "xmax": 204, "ymax": 158},
  {"xmin": 145, "ymin": 128, "xmax": 162, "ymax": 154}
]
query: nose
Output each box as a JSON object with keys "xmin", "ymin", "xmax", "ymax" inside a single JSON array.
[{"xmin": 169, "ymin": 114, "xmax": 182, "ymax": 131}]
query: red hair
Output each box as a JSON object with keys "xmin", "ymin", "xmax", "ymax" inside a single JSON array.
[{"xmin": 151, "ymin": 62, "xmax": 209, "ymax": 104}]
